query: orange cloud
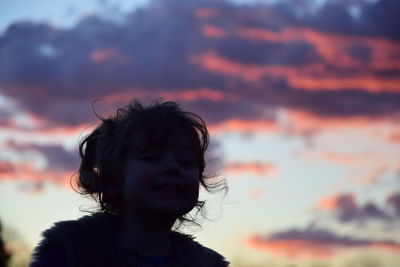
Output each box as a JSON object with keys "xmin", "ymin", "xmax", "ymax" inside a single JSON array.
[
  {"xmin": 0, "ymin": 157, "xmax": 73, "ymax": 188},
  {"xmin": 190, "ymin": 50, "xmax": 294, "ymax": 82},
  {"xmin": 0, "ymin": 162, "xmax": 15, "ymax": 179},
  {"xmin": 0, "ymin": 160, "xmax": 73, "ymax": 190},
  {"xmin": 360, "ymin": 166, "xmax": 389, "ymax": 185},
  {"xmin": 103, "ymin": 87, "xmax": 237, "ymax": 103},
  {"xmin": 191, "ymin": 26, "xmax": 400, "ymax": 93},
  {"xmin": 288, "ymin": 76, "xmax": 400, "ymax": 94},
  {"xmin": 194, "ymin": 8, "xmax": 218, "ymax": 19},
  {"xmin": 224, "ymin": 162, "xmax": 278, "ymax": 178},
  {"xmin": 313, "ymin": 193, "xmax": 356, "ymax": 212},
  {"xmin": 371, "ymin": 243, "xmax": 400, "ymax": 253},
  {"xmin": 209, "ymin": 118, "xmax": 277, "ymax": 134},
  {"xmin": 247, "ymin": 235, "xmax": 400, "ymax": 259},
  {"xmin": 236, "ymin": 26, "xmax": 400, "ymax": 71},
  {"xmin": 388, "ymin": 132, "xmax": 400, "ymax": 143},
  {"xmin": 90, "ymin": 49, "xmax": 119, "ymax": 62},
  {"xmin": 190, "ymin": 50, "xmax": 400, "ymax": 93},
  {"xmin": 321, "ymin": 151, "xmax": 366, "ymax": 166},
  {"xmin": 248, "ymin": 236, "xmax": 335, "ymax": 258},
  {"xmin": 249, "ymin": 187, "xmax": 267, "ymax": 200},
  {"xmin": 0, "ymin": 124, "xmax": 92, "ymax": 147},
  {"xmin": 284, "ymin": 109, "xmax": 396, "ymax": 134},
  {"xmin": 201, "ymin": 24, "xmax": 227, "ymax": 38}
]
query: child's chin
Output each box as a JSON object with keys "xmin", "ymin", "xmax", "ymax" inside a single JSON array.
[{"xmin": 153, "ymin": 202, "xmax": 195, "ymax": 218}]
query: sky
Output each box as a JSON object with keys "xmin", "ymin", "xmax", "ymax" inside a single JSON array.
[{"xmin": 0, "ymin": 0, "xmax": 400, "ymax": 266}]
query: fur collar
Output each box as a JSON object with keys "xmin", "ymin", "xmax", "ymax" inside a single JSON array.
[{"xmin": 31, "ymin": 213, "xmax": 229, "ymax": 267}]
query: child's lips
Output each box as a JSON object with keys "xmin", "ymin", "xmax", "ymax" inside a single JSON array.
[{"xmin": 153, "ymin": 183, "xmax": 184, "ymax": 198}]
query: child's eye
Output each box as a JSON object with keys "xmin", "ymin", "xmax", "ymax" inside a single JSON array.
[{"xmin": 139, "ymin": 155, "xmax": 159, "ymax": 161}]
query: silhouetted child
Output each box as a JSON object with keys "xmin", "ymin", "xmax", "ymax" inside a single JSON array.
[
  {"xmin": 0, "ymin": 220, "xmax": 10, "ymax": 267},
  {"xmin": 30, "ymin": 101, "xmax": 229, "ymax": 267}
]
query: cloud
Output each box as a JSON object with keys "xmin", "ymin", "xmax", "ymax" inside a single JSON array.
[
  {"xmin": 15, "ymin": 142, "xmax": 78, "ymax": 169},
  {"xmin": 0, "ymin": 158, "xmax": 73, "ymax": 188},
  {"xmin": 387, "ymin": 192, "xmax": 400, "ymax": 215},
  {"xmin": 248, "ymin": 227, "xmax": 400, "ymax": 259},
  {"xmin": 0, "ymin": 140, "xmax": 79, "ymax": 188},
  {"xmin": 0, "ymin": 0, "xmax": 399, "ymax": 131},
  {"xmin": 248, "ymin": 187, "xmax": 267, "ymax": 200},
  {"xmin": 321, "ymin": 151, "xmax": 368, "ymax": 166},
  {"xmin": 283, "ymin": 109, "xmax": 399, "ymax": 136},
  {"xmin": 313, "ymin": 193, "xmax": 397, "ymax": 223},
  {"xmin": 31, "ymin": 145, "xmax": 79, "ymax": 172},
  {"xmin": 201, "ymin": 24, "xmax": 227, "ymax": 38},
  {"xmin": 246, "ymin": 191, "xmax": 400, "ymax": 259},
  {"xmin": 223, "ymin": 161, "xmax": 278, "ymax": 178},
  {"xmin": 208, "ymin": 118, "xmax": 277, "ymax": 134},
  {"xmin": 0, "ymin": 161, "xmax": 15, "ymax": 175},
  {"xmin": 0, "ymin": 0, "xmax": 399, "ymax": 199},
  {"xmin": 301, "ymin": 0, "xmax": 400, "ymax": 41},
  {"xmin": 105, "ymin": 87, "xmax": 237, "ymax": 102}
]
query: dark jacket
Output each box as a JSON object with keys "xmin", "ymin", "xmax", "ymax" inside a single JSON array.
[{"xmin": 30, "ymin": 214, "xmax": 229, "ymax": 267}]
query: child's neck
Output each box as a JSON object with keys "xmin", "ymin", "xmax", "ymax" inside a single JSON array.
[{"xmin": 116, "ymin": 213, "xmax": 175, "ymax": 257}]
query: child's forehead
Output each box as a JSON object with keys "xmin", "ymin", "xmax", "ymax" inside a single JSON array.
[{"xmin": 127, "ymin": 128, "xmax": 195, "ymax": 151}]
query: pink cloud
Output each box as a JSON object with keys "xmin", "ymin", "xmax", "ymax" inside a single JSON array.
[
  {"xmin": 247, "ymin": 230, "xmax": 400, "ymax": 259},
  {"xmin": 236, "ymin": 25, "xmax": 400, "ymax": 72},
  {"xmin": 321, "ymin": 151, "xmax": 367, "ymax": 166},
  {"xmin": 201, "ymin": 24, "xmax": 227, "ymax": 38},
  {"xmin": 194, "ymin": 8, "xmax": 218, "ymax": 19},
  {"xmin": 0, "ymin": 161, "xmax": 14, "ymax": 175},
  {"xmin": 0, "ymin": 159, "xmax": 73, "ymax": 190},
  {"xmin": 387, "ymin": 192, "xmax": 400, "ymax": 215},
  {"xmin": 209, "ymin": 118, "xmax": 277, "ymax": 134},
  {"xmin": 313, "ymin": 193, "xmax": 357, "ymax": 212},
  {"xmin": 224, "ymin": 162, "xmax": 278, "ymax": 179},
  {"xmin": 284, "ymin": 109, "xmax": 400, "ymax": 138},
  {"xmin": 103, "ymin": 88, "xmax": 237, "ymax": 103},
  {"xmin": 313, "ymin": 192, "xmax": 395, "ymax": 223},
  {"xmin": 248, "ymin": 187, "xmax": 267, "ymax": 200},
  {"xmin": 90, "ymin": 48, "xmax": 120, "ymax": 63}
]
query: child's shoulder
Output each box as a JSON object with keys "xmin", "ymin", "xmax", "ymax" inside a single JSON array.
[
  {"xmin": 40, "ymin": 213, "xmax": 112, "ymax": 239},
  {"xmin": 171, "ymin": 231, "xmax": 230, "ymax": 266},
  {"xmin": 31, "ymin": 213, "xmax": 114, "ymax": 263}
]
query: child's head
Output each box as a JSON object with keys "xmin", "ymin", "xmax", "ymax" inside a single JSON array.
[{"xmin": 77, "ymin": 100, "xmax": 214, "ymax": 226}]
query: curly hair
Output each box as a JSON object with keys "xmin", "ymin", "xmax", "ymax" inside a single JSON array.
[{"xmin": 76, "ymin": 100, "xmax": 226, "ymax": 228}]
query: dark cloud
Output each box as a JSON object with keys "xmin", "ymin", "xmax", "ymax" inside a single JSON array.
[
  {"xmin": 6, "ymin": 141, "xmax": 79, "ymax": 173},
  {"xmin": 0, "ymin": 0, "xmax": 399, "ymax": 128},
  {"xmin": 374, "ymin": 69, "xmax": 400, "ymax": 79},
  {"xmin": 249, "ymin": 85, "xmax": 400, "ymax": 118},
  {"xmin": 346, "ymin": 44, "xmax": 371, "ymax": 63},
  {"xmin": 36, "ymin": 145, "xmax": 79, "ymax": 172},
  {"xmin": 387, "ymin": 192, "xmax": 400, "ymax": 215},
  {"xmin": 357, "ymin": 0, "xmax": 400, "ymax": 40},
  {"xmin": 316, "ymin": 193, "xmax": 399, "ymax": 224},
  {"xmin": 250, "ymin": 192, "xmax": 400, "ymax": 257},
  {"xmin": 183, "ymin": 99, "xmax": 274, "ymax": 125},
  {"xmin": 301, "ymin": 2, "xmax": 359, "ymax": 36},
  {"xmin": 215, "ymin": 38, "xmax": 320, "ymax": 65},
  {"xmin": 332, "ymin": 194, "xmax": 358, "ymax": 222},
  {"xmin": 252, "ymin": 226, "xmax": 400, "ymax": 256},
  {"xmin": 264, "ymin": 227, "xmax": 389, "ymax": 246},
  {"xmin": 301, "ymin": 0, "xmax": 400, "ymax": 40}
]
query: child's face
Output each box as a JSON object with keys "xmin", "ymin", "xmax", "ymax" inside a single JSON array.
[{"xmin": 121, "ymin": 131, "xmax": 200, "ymax": 219}]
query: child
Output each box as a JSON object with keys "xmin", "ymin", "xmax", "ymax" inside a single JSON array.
[{"xmin": 30, "ymin": 100, "xmax": 229, "ymax": 267}]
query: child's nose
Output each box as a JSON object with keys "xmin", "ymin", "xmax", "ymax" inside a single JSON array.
[{"xmin": 160, "ymin": 153, "xmax": 181, "ymax": 177}]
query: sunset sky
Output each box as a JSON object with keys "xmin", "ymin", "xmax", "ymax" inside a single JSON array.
[{"xmin": 1, "ymin": 0, "xmax": 400, "ymax": 266}]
